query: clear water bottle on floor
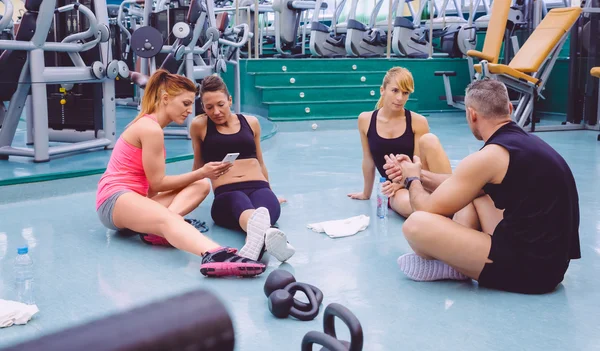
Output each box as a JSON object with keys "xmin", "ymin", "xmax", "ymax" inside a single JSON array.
[
  {"xmin": 377, "ymin": 177, "xmax": 388, "ymax": 219},
  {"xmin": 14, "ymin": 246, "xmax": 34, "ymax": 305}
]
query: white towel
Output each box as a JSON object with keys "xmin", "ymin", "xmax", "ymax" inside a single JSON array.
[
  {"xmin": 307, "ymin": 215, "xmax": 370, "ymax": 238},
  {"xmin": 0, "ymin": 299, "xmax": 39, "ymax": 328}
]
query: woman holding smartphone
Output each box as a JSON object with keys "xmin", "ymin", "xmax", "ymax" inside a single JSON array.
[
  {"xmin": 190, "ymin": 75, "xmax": 295, "ymax": 263},
  {"xmin": 96, "ymin": 70, "xmax": 266, "ymax": 278}
]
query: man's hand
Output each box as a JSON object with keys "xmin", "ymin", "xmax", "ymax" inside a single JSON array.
[{"xmin": 400, "ymin": 155, "xmax": 422, "ymax": 179}]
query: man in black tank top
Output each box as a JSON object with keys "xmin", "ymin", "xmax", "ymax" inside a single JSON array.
[{"xmin": 383, "ymin": 79, "xmax": 581, "ymax": 294}]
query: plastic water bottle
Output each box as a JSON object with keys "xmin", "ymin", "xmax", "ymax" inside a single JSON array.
[
  {"xmin": 377, "ymin": 177, "xmax": 388, "ymax": 219},
  {"xmin": 14, "ymin": 246, "xmax": 34, "ymax": 305}
]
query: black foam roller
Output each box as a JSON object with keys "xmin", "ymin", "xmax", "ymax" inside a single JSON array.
[{"xmin": 0, "ymin": 289, "xmax": 235, "ymax": 351}]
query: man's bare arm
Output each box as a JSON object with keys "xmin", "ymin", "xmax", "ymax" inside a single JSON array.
[
  {"xmin": 408, "ymin": 146, "xmax": 509, "ymax": 216},
  {"xmin": 420, "ymin": 170, "xmax": 450, "ymax": 193}
]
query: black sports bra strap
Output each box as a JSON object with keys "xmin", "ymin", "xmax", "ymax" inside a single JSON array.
[{"xmin": 368, "ymin": 109, "xmax": 379, "ymax": 134}]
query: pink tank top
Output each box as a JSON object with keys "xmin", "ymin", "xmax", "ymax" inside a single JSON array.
[{"xmin": 96, "ymin": 115, "xmax": 165, "ymax": 210}]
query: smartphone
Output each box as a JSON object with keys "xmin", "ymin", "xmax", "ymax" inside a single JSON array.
[{"xmin": 222, "ymin": 153, "xmax": 240, "ymax": 164}]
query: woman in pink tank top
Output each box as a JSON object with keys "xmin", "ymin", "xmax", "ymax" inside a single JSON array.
[{"xmin": 95, "ymin": 69, "xmax": 266, "ymax": 278}]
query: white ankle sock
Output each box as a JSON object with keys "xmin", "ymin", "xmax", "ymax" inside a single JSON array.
[{"xmin": 397, "ymin": 253, "xmax": 470, "ymax": 282}]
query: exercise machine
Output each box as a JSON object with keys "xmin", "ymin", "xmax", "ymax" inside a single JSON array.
[
  {"xmin": 555, "ymin": 0, "xmax": 600, "ymax": 132},
  {"xmin": 392, "ymin": 0, "xmax": 477, "ymax": 59},
  {"xmin": 0, "ymin": 0, "xmax": 126, "ymax": 162},
  {"xmin": 391, "ymin": 0, "xmax": 430, "ymax": 58},
  {"xmin": 271, "ymin": 0, "xmax": 326, "ymax": 57},
  {"xmin": 0, "ymin": 0, "xmax": 14, "ymax": 129},
  {"xmin": 434, "ymin": 0, "xmax": 522, "ymax": 109},
  {"xmin": 127, "ymin": 0, "xmax": 250, "ymax": 136},
  {"xmin": 108, "ymin": 3, "xmax": 139, "ymax": 100},
  {"xmin": 308, "ymin": 0, "xmax": 348, "ymax": 57},
  {"xmin": 474, "ymin": 7, "xmax": 586, "ymax": 131},
  {"xmin": 222, "ymin": 0, "xmax": 274, "ymax": 58},
  {"xmin": 344, "ymin": 0, "xmax": 392, "ymax": 57},
  {"xmin": 593, "ymin": 66, "xmax": 600, "ymax": 140}
]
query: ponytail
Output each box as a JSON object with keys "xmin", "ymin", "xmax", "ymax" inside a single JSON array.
[
  {"xmin": 130, "ymin": 69, "xmax": 197, "ymax": 125},
  {"xmin": 375, "ymin": 95, "xmax": 384, "ymax": 110}
]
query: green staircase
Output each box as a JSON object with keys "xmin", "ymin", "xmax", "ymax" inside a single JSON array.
[
  {"xmin": 223, "ymin": 57, "xmax": 475, "ymax": 122},
  {"xmin": 219, "ymin": 27, "xmax": 573, "ymax": 121},
  {"xmin": 245, "ymin": 59, "xmax": 422, "ymax": 121}
]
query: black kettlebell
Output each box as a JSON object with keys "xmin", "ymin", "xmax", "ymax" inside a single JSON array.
[
  {"xmin": 264, "ymin": 269, "xmax": 324, "ymax": 312},
  {"xmin": 301, "ymin": 303, "xmax": 364, "ymax": 351},
  {"xmin": 268, "ymin": 282, "xmax": 319, "ymax": 321},
  {"xmin": 264, "ymin": 269, "xmax": 323, "ymax": 321}
]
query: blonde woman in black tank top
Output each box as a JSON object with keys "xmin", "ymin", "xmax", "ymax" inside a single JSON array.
[{"xmin": 347, "ymin": 67, "xmax": 453, "ymax": 218}]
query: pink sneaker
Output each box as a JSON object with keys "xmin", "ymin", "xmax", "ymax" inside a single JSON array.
[
  {"xmin": 139, "ymin": 234, "xmax": 172, "ymax": 247},
  {"xmin": 200, "ymin": 247, "xmax": 266, "ymax": 277}
]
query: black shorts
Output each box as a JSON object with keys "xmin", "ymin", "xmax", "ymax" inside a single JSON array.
[
  {"xmin": 478, "ymin": 232, "xmax": 570, "ymax": 294},
  {"xmin": 211, "ymin": 181, "xmax": 280, "ymax": 230}
]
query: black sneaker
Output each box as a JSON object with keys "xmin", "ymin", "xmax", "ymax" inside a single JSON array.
[{"xmin": 200, "ymin": 247, "xmax": 266, "ymax": 277}]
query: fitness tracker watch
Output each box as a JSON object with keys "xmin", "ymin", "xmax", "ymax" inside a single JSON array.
[{"xmin": 404, "ymin": 177, "xmax": 421, "ymax": 190}]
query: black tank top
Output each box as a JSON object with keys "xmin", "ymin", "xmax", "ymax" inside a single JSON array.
[
  {"xmin": 367, "ymin": 109, "xmax": 415, "ymax": 180},
  {"xmin": 201, "ymin": 114, "xmax": 257, "ymax": 163},
  {"xmin": 482, "ymin": 121, "xmax": 581, "ymax": 265}
]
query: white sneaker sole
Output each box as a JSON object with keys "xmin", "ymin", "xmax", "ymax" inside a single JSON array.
[
  {"xmin": 265, "ymin": 228, "xmax": 295, "ymax": 262},
  {"xmin": 239, "ymin": 207, "xmax": 270, "ymax": 260}
]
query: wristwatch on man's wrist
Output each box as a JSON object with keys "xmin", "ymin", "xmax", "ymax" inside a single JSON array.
[{"xmin": 404, "ymin": 177, "xmax": 421, "ymax": 190}]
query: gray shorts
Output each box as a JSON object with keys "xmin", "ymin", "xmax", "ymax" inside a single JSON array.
[{"xmin": 97, "ymin": 190, "xmax": 130, "ymax": 230}]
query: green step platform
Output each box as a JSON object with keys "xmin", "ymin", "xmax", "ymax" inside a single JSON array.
[
  {"xmin": 251, "ymin": 71, "xmax": 388, "ymax": 87},
  {"xmin": 258, "ymin": 85, "xmax": 382, "ymax": 103},
  {"xmin": 221, "ymin": 57, "xmax": 475, "ymax": 121},
  {"xmin": 265, "ymin": 98, "xmax": 418, "ymax": 121},
  {"xmin": 245, "ymin": 58, "xmax": 397, "ymax": 73}
]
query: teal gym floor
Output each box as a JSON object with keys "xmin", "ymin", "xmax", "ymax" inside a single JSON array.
[{"xmin": 0, "ymin": 108, "xmax": 599, "ymax": 350}]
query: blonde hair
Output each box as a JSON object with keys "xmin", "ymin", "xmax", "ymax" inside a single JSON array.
[
  {"xmin": 131, "ymin": 69, "xmax": 198, "ymax": 124},
  {"xmin": 375, "ymin": 67, "xmax": 415, "ymax": 109}
]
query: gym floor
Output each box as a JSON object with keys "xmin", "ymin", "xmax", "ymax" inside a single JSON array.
[{"xmin": 0, "ymin": 110, "xmax": 599, "ymax": 350}]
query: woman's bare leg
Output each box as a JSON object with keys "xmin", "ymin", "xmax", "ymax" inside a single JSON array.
[
  {"xmin": 151, "ymin": 179, "xmax": 211, "ymax": 216},
  {"xmin": 391, "ymin": 133, "xmax": 453, "ymax": 218},
  {"xmin": 238, "ymin": 209, "xmax": 255, "ymax": 232},
  {"xmin": 418, "ymin": 133, "xmax": 452, "ymax": 174},
  {"xmin": 473, "ymin": 195, "xmax": 504, "ymax": 235},
  {"xmin": 453, "ymin": 202, "xmax": 481, "ymax": 230},
  {"xmin": 389, "ymin": 189, "xmax": 413, "ymax": 218},
  {"xmin": 112, "ymin": 192, "xmax": 266, "ymax": 277},
  {"xmin": 112, "ymin": 192, "xmax": 219, "ymax": 256}
]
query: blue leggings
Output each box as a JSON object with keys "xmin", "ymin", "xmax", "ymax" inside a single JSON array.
[{"xmin": 211, "ymin": 181, "xmax": 280, "ymax": 230}]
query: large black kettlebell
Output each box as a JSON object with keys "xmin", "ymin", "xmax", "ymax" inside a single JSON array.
[
  {"xmin": 301, "ymin": 303, "xmax": 364, "ymax": 351},
  {"xmin": 264, "ymin": 269, "xmax": 324, "ymax": 321}
]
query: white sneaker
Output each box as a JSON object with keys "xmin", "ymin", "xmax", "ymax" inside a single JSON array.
[
  {"xmin": 239, "ymin": 207, "xmax": 270, "ymax": 260},
  {"xmin": 265, "ymin": 228, "xmax": 295, "ymax": 262}
]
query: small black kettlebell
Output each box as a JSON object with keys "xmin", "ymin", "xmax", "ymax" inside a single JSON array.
[
  {"xmin": 301, "ymin": 303, "xmax": 364, "ymax": 351},
  {"xmin": 268, "ymin": 282, "xmax": 319, "ymax": 321},
  {"xmin": 264, "ymin": 269, "xmax": 323, "ymax": 321}
]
